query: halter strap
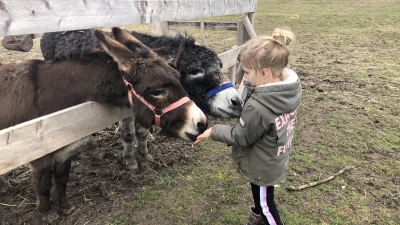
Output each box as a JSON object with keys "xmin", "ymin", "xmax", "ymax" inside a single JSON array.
[
  {"xmin": 124, "ymin": 78, "xmax": 190, "ymax": 127},
  {"xmin": 202, "ymin": 82, "xmax": 234, "ymax": 112}
]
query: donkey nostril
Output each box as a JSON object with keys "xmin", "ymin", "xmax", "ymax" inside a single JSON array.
[
  {"xmin": 231, "ymin": 98, "xmax": 239, "ymax": 107},
  {"xmin": 197, "ymin": 121, "xmax": 208, "ymax": 133},
  {"xmin": 231, "ymin": 97, "xmax": 243, "ymax": 108}
]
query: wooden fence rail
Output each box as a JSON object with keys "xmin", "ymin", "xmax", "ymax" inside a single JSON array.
[
  {"xmin": 0, "ymin": 0, "xmax": 257, "ymax": 36},
  {"xmin": 0, "ymin": 102, "xmax": 132, "ymax": 175},
  {"xmin": 167, "ymin": 21, "xmax": 238, "ymax": 31}
]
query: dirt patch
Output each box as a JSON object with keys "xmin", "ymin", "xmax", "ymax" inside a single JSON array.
[{"xmin": 0, "ymin": 124, "xmax": 197, "ymax": 225}]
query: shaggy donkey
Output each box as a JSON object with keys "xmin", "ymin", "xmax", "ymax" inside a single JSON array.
[
  {"xmin": 1, "ymin": 27, "xmax": 207, "ymax": 221},
  {"xmin": 40, "ymin": 29, "xmax": 244, "ymax": 169}
]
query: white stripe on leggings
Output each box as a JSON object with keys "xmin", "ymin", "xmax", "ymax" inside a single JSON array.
[{"xmin": 260, "ymin": 186, "xmax": 277, "ymax": 225}]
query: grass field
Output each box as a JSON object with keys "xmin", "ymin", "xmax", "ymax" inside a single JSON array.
[
  {"xmin": 0, "ymin": 1, "xmax": 398, "ymax": 224},
  {"xmin": 105, "ymin": 0, "xmax": 400, "ymax": 224}
]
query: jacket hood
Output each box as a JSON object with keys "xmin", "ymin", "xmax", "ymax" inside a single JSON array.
[{"xmin": 246, "ymin": 69, "xmax": 302, "ymax": 115}]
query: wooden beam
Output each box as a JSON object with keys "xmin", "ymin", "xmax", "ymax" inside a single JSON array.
[
  {"xmin": 152, "ymin": 21, "xmax": 169, "ymax": 36},
  {"xmin": 237, "ymin": 13, "xmax": 257, "ymax": 97},
  {"xmin": 0, "ymin": 102, "xmax": 133, "ymax": 175},
  {"xmin": 228, "ymin": 65, "xmax": 237, "ymax": 84},
  {"xmin": 218, "ymin": 45, "xmax": 244, "ymax": 70},
  {"xmin": 0, "ymin": 0, "xmax": 257, "ymax": 36},
  {"xmin": 241, "ymin": 14, "xmax": 257, "ymax": 39},
  {"xmin": 235, "ymin": 20, "xmax": 245, "ymax": 85},
  {"xmin": 200, "ymin": 20, "xmax": 205, "ymax": 45},
  {"xmin": 167, "ymin": 21, "xmax": 238, "ymax": 31},
  {"xmin": 247, "ymin": 12, "xmax": 255, "ymax": 26}
]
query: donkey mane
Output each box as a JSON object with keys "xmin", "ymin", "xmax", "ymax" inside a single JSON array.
[
  {"xmin": 131, "ymin": 31, "xmax": 197, "ymax": 49},
  {"xmin": 129, "ymin": 31, "xmax": 197, "ymax": 65},
  {"xmin": 53, "ymin": 49, "xmax": 110, "ymax": 63}
]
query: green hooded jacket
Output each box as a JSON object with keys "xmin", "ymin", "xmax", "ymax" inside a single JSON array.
[{"xmin": 210, "ymin": 69, "xmax": 302, "ymax": 186}]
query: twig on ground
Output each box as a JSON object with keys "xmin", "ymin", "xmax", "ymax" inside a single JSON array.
[
  {"xmin": 0, "ymin": 202, "xmax": 17, "ymax": 207},
  {"xmin": 18, "ymin": 199, "xmax": 25, "ymax": 208},
  {"xmin": 83, "ymin": 194, "xmax": 91, "ymax": 203},
  {"xmin": 17, "ymin": 194, "xmax": 31, "ymax": 201},
  {"xmin": 73, "ymin": 218, "xmax": 81, "ymax": 225},
  {"xmin": 286, "ymin": 166, "xmax": 355, "ymax": 191},
  {"xmin": 17, "ymin": 170, "xmax": 30, "ymax": 178},
  {"xmin": 148, "ymin": 167, "xmax": 158, "ymax": 174},
  {"xmin": 164, "ymin": 149, "xmax": 175, "ymax": 156}
]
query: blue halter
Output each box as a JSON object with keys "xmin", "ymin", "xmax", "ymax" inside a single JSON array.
[{"xmin": 201, "ymin": 82, "xmax": 234, "ymax": 113}]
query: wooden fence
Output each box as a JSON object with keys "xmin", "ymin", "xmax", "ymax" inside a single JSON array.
[{"xmin": 0, "ymin": 0, "xmax": 257, "ymax": 175}]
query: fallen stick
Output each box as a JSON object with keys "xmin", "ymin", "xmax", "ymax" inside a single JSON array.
[
  {"xmin": 0, "ymin": 202, "xmax": 17, "ymax": 207},
  {"xmin": 286, "ymin": 166, "xmax": 355, "ymax": 191}
]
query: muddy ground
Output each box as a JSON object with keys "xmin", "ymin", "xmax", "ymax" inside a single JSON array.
[{"xmin": 1, "ymin": 124, "xmax": 199, "ymax": 225}]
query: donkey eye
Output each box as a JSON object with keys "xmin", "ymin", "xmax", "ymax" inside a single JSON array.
[
  {"xmin": 150, "ymin": 90, "xmax": 166, "ymax": 98},
  {"xmin": 189, "ymin": 69, "xmax": 204, "ymax": 75},
  {"xmin": 219, "ymin": 62, "xmax": 223, "ymax": 69}
]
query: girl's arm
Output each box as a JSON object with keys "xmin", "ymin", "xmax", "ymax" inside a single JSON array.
[{"xmin": 211, "ymin": 103, "xmax": 266, "ymax": 147}]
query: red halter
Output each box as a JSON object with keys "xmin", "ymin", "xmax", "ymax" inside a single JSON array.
[{"xmin": 123, "ymin": 79, "xmax": 190, "ymax": 127}]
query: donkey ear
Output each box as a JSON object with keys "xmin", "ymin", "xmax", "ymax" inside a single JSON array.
[
  {"xmin": 111, "ymin": 27, "xmax": 156, "ymax": 57},
  {"xmin": 93, "ymin": 28, "xmax": 133, "ymax": 71},
  {"xmin": 152, "ymin": 47, "xmax": 177, "ymax": 65},
  {"xmin": 152, "ymin": 46, "xmax": 172, "ymax": 55},
  {"xmin": 111, "ymin": 27, "xmax": 145, "ymax": 48}
]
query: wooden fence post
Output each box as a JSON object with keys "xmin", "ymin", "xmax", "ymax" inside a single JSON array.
[
  {"xmin": 200, "ymin": 20, "xmax": 206, "ymax": 45},
  {"xmin": 152, "ymin": 21, "xmax": 169, "ymax": 35},
  {"xmin": 237, "ymin": 13, "xmax": 256, "ymax": 98}
]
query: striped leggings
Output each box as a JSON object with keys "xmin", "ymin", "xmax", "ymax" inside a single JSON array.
[{"xmin": 251, "ymin": 183, "xmax": 282, "ymax": 225}]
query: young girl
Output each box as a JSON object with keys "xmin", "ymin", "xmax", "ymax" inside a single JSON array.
[{"xmin": 193, "ymin": 27, "xmax": 302, "ymax": 225}]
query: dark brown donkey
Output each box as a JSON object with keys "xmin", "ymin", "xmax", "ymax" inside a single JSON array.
[{"xmin": 0, "ymin": 27, "xmax": 207, "ymax": 221}]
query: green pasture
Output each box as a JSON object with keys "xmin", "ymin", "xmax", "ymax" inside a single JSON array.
[{"xmin": 111, "ymin": 0, "xmax": 400, "ymax": 224}]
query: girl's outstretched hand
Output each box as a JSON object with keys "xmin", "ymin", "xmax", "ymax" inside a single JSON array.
[{"xmin": 193, "ymin": 127, "xmax": 212, "ymax": 145}]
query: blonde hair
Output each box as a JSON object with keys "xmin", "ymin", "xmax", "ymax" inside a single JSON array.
[{"xmin": 240, "ymin": 27, "xmax": 295, "ymax": 84}]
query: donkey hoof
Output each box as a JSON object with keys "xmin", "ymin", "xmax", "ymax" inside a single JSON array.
[
  {"xmin": 40, "ymin": 210, "xmax": 60, "ymax": 224},
  {"xmin": 59, "ymin": 204, "xmax": 76, "ymax": 215},
  {"xmin": 143, "ymin": 153, "xmax": 154, "ymax": 162},
  {"xmin": 126, "ymin": 163, "xmax": 139, "ymax": 170}
]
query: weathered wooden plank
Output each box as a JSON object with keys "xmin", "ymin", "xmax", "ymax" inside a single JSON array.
[
  {"xmin": 167, "ymin": 21, "xmax": 238, "ymax": 31},
  {"xmin": 152, "ymin": 21, "xmax": 169, "ymax": 36},
  {"xmin": 0, "ymin": 0, "xmax": 257, "ymax": 36},
  {"xmin": 218, "ymin": 45, "xmax": 244, "ymax": 70},
  {"xmin": 200, "ymin": 20, "xmax": 205, "ymax": 45},
  {"xmin": 241, "ymin": 14, "xmax": 257, "ymax": 39},
  {"xmin": 228, "ymin": 64, "xmax": 237, "ymax": 85},
  {"xmin": 0, "ymin": 102, "xmax": 133, "ymax": 175},
  {"xmin": 236, "ymin": 13, "xmax": 255, "ymax": 87}
]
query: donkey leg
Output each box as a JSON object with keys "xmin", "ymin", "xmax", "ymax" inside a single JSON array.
[
  {"xmin": 53, "ymin": 158, "xmax": 75, "ymax": 215},
  {"xmin": 135, "ymin": 122, "xmax": 154, "ymax": 162},
  {"xmin": 30, "ymin": 157, "xmax": 60, "ymax": 223},
  {"xmin": 119, "ymin": 115, "xmax": 138, "ymax": 170},
  {"xmin": 30, "ymin": 158, "xmax": 54, "ymax": 213},
  {"xmin": 52, "ymin": 135, "xmax": 94, "ymax": 215}
]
